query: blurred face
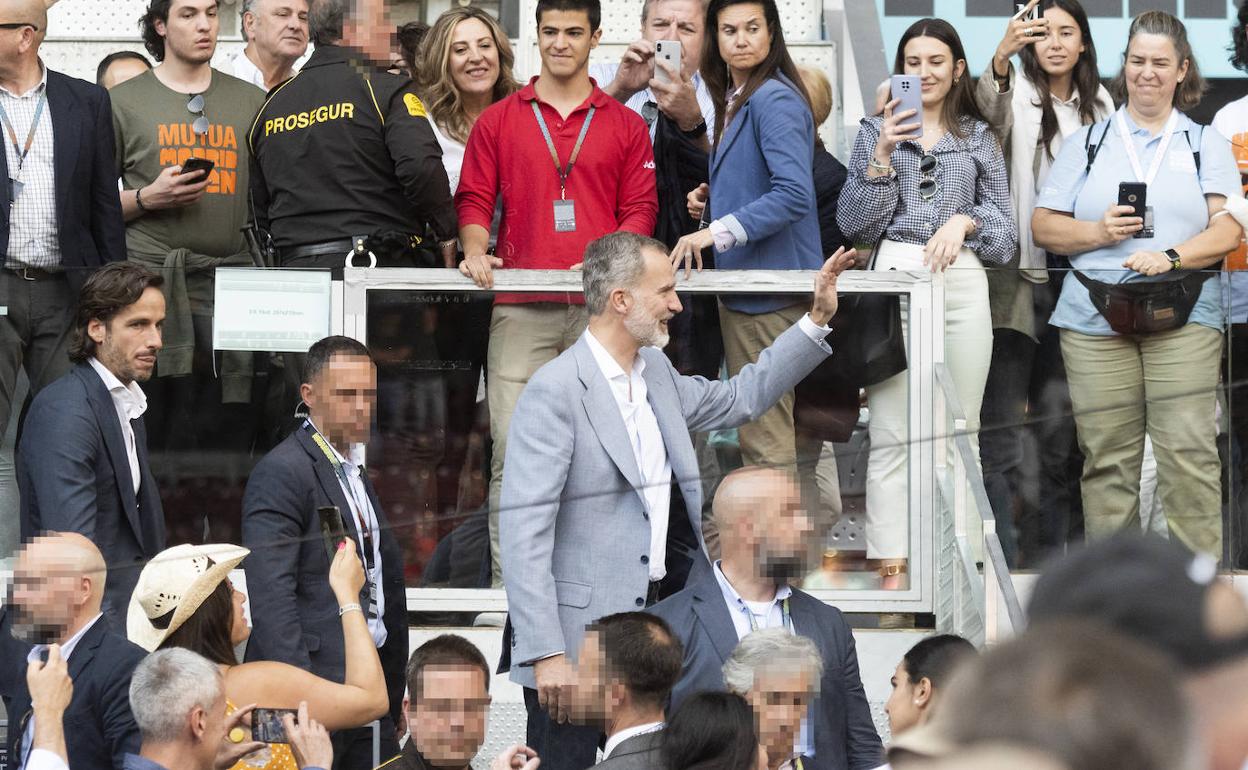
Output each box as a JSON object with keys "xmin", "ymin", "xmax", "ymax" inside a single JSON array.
[
  {"xmin": 407, "ymin": 665, "xmax": 492, "ymax": 766},
  {"xmin": 537, "ymin": 9, "xmax": 600, "ymax": 79},
  {"xmin": 621, "ymin": 247, "xmax": 683, "ymax": 349},
  {"xmin": 753, "ymin": 477, "xmax": 814, "ymax": 583},
  {"xmin": 885, "ymin": 663, "xmax": 923, "ymax": 736},
  {"xmin": 746, "ymin": 667, "xmax": 815, "ymax": 764},
  {"xmin": 227, "ymin": 579, "xmax": 250, "ymax": 646},
  {"xmin": 643, "ymin": 0, "xmax": 705, "ymax": 78},
  {"xmin": 9, "ymin": 545, "xmax": 88, "ymax": 645},
  {"xmin": 245, "ymin": 0, "xmax": 308, "ymax": 61},
  {"xmin": 1032, "ymin": 6, "xmax": 1084, "ymax": 79},
  {"xmin": 568, "ymin": 631, "xmax": 612, "ymax": 727},
  {"xmin": 902, "ymin": 35, "xmax": 965, "ymax": 109},
  {"xmin": 449, "ymin": 18, "xmax": 501, "ymax": 101},
  {"xmin": 302, "ymin": 354, "xmax": 376, "ymax": 446},
  {"xmin": 1123, "ymin": 32, "xmax": 1188, "ymax": 114},
  {"xmin": 717, "ymin": 3, "xmax": 770, "ymax": 83},
  {"xmin": 102, "ymin": 57, "xmax": 151, "ymax": 89},
  {"xmin": 342, "ymin": 0, "xmax": 394, "ymax": 65},
  {"xmin": 90, "ymin": 287, "xmax": 166, "ymax": 385},
  {"xmin": 155, "ymin": 0, "xmax": 219, "ymax": 65}
]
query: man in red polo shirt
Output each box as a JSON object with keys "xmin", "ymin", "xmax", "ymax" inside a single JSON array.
[{"xmin": 455, "ymin": 0, "xmax": 658, "ymax": 589}]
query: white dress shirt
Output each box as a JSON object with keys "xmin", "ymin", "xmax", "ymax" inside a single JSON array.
[
  {"xmin": 88, "ymin": 357, "xmax": 147, "ymax": 495},
  {"xmin": 20, "ymin": 613, "xmax": 103, "ymax": 769},
  {"xmin": 602, "ymin": 721, "xmax": 664, "ymax": 760},
  {"xmin": 583, "ymin": 330, "xmax": 673, "ymax": 581},
  {"xmin": 1, "ymin": 61, "xmax": 58, "ymax": 270},
  {"xmin": 226, "ymin": 47, "xmax": 311, "ymax": 91}
]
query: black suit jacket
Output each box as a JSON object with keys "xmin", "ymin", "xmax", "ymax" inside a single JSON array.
[
  {"xmin": 18, "ymin": 363, "xmax": 166, "ymax": 629},
  {"xmin": 649, "ymin": 569, "xmax": 884, "ymax": 770},
  {"xmin": 0, "ymin": 610, "xmax": 144, "ymax": 770},
  {"xmin": 0, "ymin": 70, "xmax": 126, "ymax": 290},
  {"xmin": 241, "ymin": 425, "xmax": 409, "ymax": 725}
]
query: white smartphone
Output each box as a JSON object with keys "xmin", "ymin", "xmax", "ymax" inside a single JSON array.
[
  {"xmin": 655, "ymin": 40, "xmax": 681, "ymax": 85},
  {"xmin": 889, "ymin": 74, "xmax": 923, "ymax": 137},
  {"xmin": 1013, "ymin": 2, "xmax": 1042, "ymax": 22}
]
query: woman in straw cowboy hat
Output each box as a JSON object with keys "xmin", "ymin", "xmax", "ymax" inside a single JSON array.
[{"xmin": 128, "ymin": 539, "xmax": 388, "ymax": 770}]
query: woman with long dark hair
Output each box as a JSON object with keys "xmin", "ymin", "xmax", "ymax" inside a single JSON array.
[
  {"xmin": 838, "ymin": 18, "xmax": 1015, "ymax": 586},
  {"xmin": 676, "ymin": 0, "xmax": 854, "ymax": 480},
  {"xmin": 974, "ymin": 0, "xmax": 1113, "ymax": 564},
  {"xmin": 662, "ymin": 691, "xmax": 766, "ymax": 770}
]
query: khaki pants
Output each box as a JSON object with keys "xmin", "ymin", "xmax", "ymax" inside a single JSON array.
[
  {"xmin": 487, "ymin": 303, "xmax": 589, "ymax": 585},
  {"xmin": 1061, "ymin": 324, "xmax": 1223, "ymax": 557},
  {"xmin": 718, "ymin": 302, "xmax": 808, "ymax": 470}
]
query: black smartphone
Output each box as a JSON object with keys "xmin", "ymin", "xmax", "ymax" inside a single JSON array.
[
  {"xmin": 1118, "ymin": 182, "xmax": 1152, "ymax": 239},
  {"xmin": 252, "ymin": 708, "xmax": 298, "ymax": 744},
  {"xmin": 318, "ymin": 505, "xmax": 347, "ymax": 560},
  {"xmin": 180, "ymin": 157, "xmax": 215, "ymax": 180}
]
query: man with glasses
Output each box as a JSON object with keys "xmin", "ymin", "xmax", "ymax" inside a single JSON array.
[
  {"xmin": 0, "ymin": 0, "xmax": 125, "ymax": 551},
  {"xmin": 109, "ymin": 0, "xmax": 267, "ymax": 464}
]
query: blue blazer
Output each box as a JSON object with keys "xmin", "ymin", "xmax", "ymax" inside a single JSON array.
[
  {"xmin": 0, "ymin": 70, "xmax": 125, "ymax": 291},
  {"xmin": 18, "ymin": 364, "xmax": 166, "ymax": 629},
  {"xmin": 241, "ymin": 425, "xmax": 409, "ymax": 725},
  {"xmin": 0, "ymin": 610, "xmax": 144, "ymax": 770},
  {"xmin": 649, "ymin": 568, "xmax": 885, "ymax": 770},
  {"xmin": 709, "ymin": 75, "xmax": 822, "ymax": 314}
]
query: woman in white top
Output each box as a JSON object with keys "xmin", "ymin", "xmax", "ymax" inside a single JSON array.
[{"xmin": 974, "ymin": 0, "xmax": 1113, "ymax": 565}]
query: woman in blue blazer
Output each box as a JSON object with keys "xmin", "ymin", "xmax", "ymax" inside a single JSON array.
[{"xmin": 673, "ymin": 0, "xmax": 846, "ymax": 473}]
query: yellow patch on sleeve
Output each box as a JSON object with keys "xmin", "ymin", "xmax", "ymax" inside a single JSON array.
[{"xmin": 403, "ymin": 93, "xmax": 427, "ymax": 118}]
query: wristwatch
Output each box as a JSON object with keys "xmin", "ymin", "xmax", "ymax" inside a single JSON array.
[
  {"xmin": 680, "ymin": 118, "xmax": 707, "ymax": 138},
  {"xmin": 1165, "ymin": 248, "xmax": 1182, "ymax": 271}
]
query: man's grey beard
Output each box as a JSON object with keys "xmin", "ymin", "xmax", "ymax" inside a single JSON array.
[{"xmin": 624, "ymin": 308, "xmax": 670, "ymax": 349}]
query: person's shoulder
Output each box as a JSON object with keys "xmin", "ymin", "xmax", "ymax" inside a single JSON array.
[
  {"xmin": 249, "ymin": 431, "xmax": 313, "ymax": 478},
  {"xmin": 100, "ymin": 629, "xmax": 149, "ymax": 667},
  {"xmin": 647, "ymin": 583, "xmax": 696, "ymax": 618},
  {"xmin": 211, "ymin": 68, "xmax": 266, "ymax": 106},
  {"xmin": 107, "ymin": 68, "xmax": 157, "ymax": 107},
  {"xmin": 28, "ymin": 365, "xmax": 90, "ymax": 411},
  {"xmin": 790, "ymin": 585, "xmax": 850, "ymax": 627},
  {"xmin": 46, "ymin": 68, "xmax": 107, "ymax": 101}
]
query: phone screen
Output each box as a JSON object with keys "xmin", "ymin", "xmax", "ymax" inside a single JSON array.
[{"xmin": 252, "ymin": 708, "xmax": 298, "ymax": 744}]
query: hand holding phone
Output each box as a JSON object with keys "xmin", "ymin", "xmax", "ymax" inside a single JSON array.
[
  {"xmin": 252, "ymin": 708, "xmax": 299, "ymax": 744},
  {"xmin": 318, "ymin": 506, "xmax": 347, "ymax": 560},
  {"xmin": 1117, "ymin": 182, "xmax": 1153, "ymax": 238},
  {"xmin": 179, "ymin": 156, "xmax": 215, "ymax": 181},
  {"xmin": 654, "ymin": 40, "xmax": 681, "ymax": 85}
]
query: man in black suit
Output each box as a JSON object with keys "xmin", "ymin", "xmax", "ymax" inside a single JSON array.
[
  {"xmin": 242, "ymin": 336, "xmax": 408, "ymax": 770},
  {"xmin": 649, "ymin": 467, "xmax": 884, "ymax": 770},
  {"xmin": 0, "ymin": 0, "xmax": 126, "ymax": 451},
  {"xmin": 1, "ymin": 532, "xmax": 145, "ymax": 770},
  {"xmin": 18, "ymin": 262, "xmax": 167, "ymax": 628}
]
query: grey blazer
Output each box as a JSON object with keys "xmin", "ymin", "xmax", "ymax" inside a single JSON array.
[
  {"xmin": 500, "ymin": 321, "xmax": 829, "ymax": 688},
  {"xmin": 598, "ymin": 730, "xmax": 664, "ymax": 770}
]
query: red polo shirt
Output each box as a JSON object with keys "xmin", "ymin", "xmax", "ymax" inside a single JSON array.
[{"xmin": 455, "ymin": 77, "xmax": 658, "ymax": 304}]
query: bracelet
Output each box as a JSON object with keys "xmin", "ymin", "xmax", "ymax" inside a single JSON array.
[
  {"xmin": 135, "ymin": 186, "xmax": 148, "ymax": 212},
  {"xmin": 338, "ymin": 603, "xmax": 362, "ymax": 617},
  {"xmin": 868, "ymin": 158, "xmax": 894, "ymax": 176}
]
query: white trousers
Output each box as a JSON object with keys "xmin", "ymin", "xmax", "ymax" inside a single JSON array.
[{"xmin": 865, "ymin": 240, "xmax": 993, "ymax": 559}]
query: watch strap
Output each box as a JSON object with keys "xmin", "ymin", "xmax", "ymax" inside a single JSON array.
[{"xmin": 1165, "ymin": 248, "xmax": 1182, "ymax": 271}]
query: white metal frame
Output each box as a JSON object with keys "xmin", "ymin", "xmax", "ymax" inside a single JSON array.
[{"xmin": 335, "ymin": 266, "xmax": 941, "ymax": 614}]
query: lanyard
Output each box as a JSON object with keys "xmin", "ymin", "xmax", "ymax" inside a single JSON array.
[
  {"xmin": 306, "ymin": 422, "xmax": 377, "ymax": 573},
  {"xmin": 1115, "ymin": 108, "xmax": 1179, "ymax": 187},
  {"xmin": 0, "ymin": 89, "xmax": 45, "ymax": 177},
  {"xmin": 745, "ymin": 597, "xmax": 792, "ymax": 634},
  {"xmin": 531, "ymin": 101, "xmax": 595, "ymax": 200}
]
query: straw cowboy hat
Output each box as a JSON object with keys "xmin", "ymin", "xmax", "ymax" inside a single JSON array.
[{"xmin": 127, "ymin": 543, "xmax": 250, "ymax": 652}]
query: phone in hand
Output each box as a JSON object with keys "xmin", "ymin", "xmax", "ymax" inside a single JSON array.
[
  {"xmin": 252, "ymin": 708, "xmax": 298, "ymax": 744},
  {"xmin": 1118, "ymin": 182, "xmax": 1152, "ymax": 239},
  {"xmin": 1013, "ymin": 1, "xmax": 1043, "ymax": 22},
  {"xmin": 180, "ymin": 156, "xmax": 214, "ymax": 180},
  {"xmin": 655, "ymin": 40, "xmax": 681, "ymax": 85},
  {"xmin": 889, "ymin": 75, "xmax": 923, "ymax": 138},
  {"xmin": 318, "ymin": 505, "xmax": 347, "ymax": 560}
]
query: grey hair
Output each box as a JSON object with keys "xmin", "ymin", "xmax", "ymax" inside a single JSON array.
[
  {"xmin": 129, "ymin": 649, "xmax": 225, "ymax": 744},
  {"xmin": 582, "ymin": 231, "xmax": 669, "ymax": 316},
  {"xmin": 309, "ymin": 0, "xmax": 346, "ymax": 45},
  {"xmin": 722, "ymin": 628, "xmax": 824, "ymax": 695}
]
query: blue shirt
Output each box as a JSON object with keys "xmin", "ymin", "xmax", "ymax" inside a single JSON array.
[{"xmin": 1037, "ymin": 108, "xmax": 1243, "ymax": 336}]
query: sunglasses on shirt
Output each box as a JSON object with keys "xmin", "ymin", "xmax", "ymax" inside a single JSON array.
[
  {"xmin": 919, "ymin": 153, "xmax": 940, "ymax": 202},
  {"xmin": 187, "ymin": 93, "xmax": 209, "ymax": 137}
]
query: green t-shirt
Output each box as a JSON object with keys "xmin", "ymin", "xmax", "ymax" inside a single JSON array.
[{"xmin": 111, "ymin": 68, "xmax": 264, "ymax": 261}]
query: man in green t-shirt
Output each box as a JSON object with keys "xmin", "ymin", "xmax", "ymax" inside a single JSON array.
[{"xmin": 110, "ymin": 0, "xmax": 267, "ymax": 465}]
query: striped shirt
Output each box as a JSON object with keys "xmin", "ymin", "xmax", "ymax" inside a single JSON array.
[{"xmin": 1, "ymin": 63, "xmax": 58, "ymax": 269}]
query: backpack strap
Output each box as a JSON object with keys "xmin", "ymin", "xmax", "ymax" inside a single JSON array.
[{"xmin": 1084, "ymin": 119, "xmax": 1112, "ymax": 175}]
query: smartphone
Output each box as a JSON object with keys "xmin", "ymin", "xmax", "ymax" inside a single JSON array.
[
  {"xmin": 180, "ymin": 156, "xmax": 214, "ymax": 180},
  {"xmin": 252, "ymin": 708, "xmax": 298, "ymax": 744},
  {"xmin": 655, "ymin": 40, "xmax": 681, "ymax": 85},
  {"xmin": 889, "ymin": 75, "xmax": 923, "ymax": 138},
  {"xmin": 318, "ymin": 505, "xmax": 347, "ymax": 560},
  {"xmin": 1013, "ymin": 2, "xmax": 1043, "ymax": 22},
  {"xmin": 1118, "ymin": 182, "xmax": 1153, "ymax": 239}
]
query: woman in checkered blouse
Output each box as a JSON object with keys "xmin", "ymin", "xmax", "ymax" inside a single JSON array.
[{"xmin": 837, "ymin": 18, "xmax": 1016, "ymax": 587}]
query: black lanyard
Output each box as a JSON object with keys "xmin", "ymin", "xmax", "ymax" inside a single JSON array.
[{"xmin": 531, "ymin": 101, "xmax": 595, "ymax": 200}]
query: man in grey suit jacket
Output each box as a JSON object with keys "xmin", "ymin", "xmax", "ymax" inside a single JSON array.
[
  {"xmin": 500, "ymin": 230, "xmax": 856, "ymax": 769},
  {"xmin": 649, "ymin": 467, "xmax": 884, "ymax": 770}
]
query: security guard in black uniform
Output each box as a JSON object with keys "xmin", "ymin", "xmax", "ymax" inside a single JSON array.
[{"xmin": 248, "ymin": 10, "xmax": 456, "ymax": 271}]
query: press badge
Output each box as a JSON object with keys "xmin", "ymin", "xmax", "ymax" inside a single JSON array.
[{"xmin": 554, "ymin": 199, "xmax": 576, "ymax": 232}]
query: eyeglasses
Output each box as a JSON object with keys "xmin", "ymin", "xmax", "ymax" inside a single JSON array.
[
  {"xmin": 641, "ymin": 100, "xmax": 659, "ymax": 129},
  {"xmin": 0, "ymin": 22, "xmax": 38, "ymax": 31},
  {"xmin": 918, "ymin": 153, "xmax": 940, "ymax": 202},
  {"xmin": 186, "ymin": 93, "xmax": 209, "ymax": 137}
]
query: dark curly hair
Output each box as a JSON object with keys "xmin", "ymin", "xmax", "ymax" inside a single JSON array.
[
  {"xmin": 1231, "ymin": 0, "xmax": 1248, "ymax": 73},
  {"xmin": 69, "ymin": 263, "xmax": 164, "ymax": 365},
  {"xmin": 140, "ymin": 0, "xmax": 219, "ymax": 62}
]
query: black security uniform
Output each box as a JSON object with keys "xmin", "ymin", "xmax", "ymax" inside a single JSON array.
[{"xmin": 248, "ymin": 44, "xmax": 456, "ymax": 267}]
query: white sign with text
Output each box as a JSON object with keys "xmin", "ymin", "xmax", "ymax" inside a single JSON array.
[{"xmin": 213, "ymin": 268, "xmax": 331, "ymax": 352}]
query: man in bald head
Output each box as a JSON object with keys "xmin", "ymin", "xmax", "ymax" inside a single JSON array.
[
  {"xmin": 1, "ymin": 533, "xmax": 145, "ymax": 770},
  {"xmin": 649, "ymin": 467, "xmax": 883, "ymax": 770}
]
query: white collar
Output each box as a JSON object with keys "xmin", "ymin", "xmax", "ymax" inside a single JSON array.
[
  {"xmin": 26, "ymin": 613, "xmax": 103, "ymax": 664},
  {"xmin": 713, "ymin": 560, "xmax": 792, "ymax": 610},
  {"xmin": 602, "ymin": 721, "xmax": 664, "ymax": 759},
  {"xmin": 583, "ymin": 329, "xmax": 645, "ymax": 384},
  {"xmin": 305, "ymin": 418, "xmax": 367, "ymax": 468},
  {"xmin": 88, "ymin": 357, "xmax": 148, "ymax": 418}
]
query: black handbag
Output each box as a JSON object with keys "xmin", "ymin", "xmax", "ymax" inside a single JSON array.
[
  {"xmin": 1073, "ymin": 270, "xmax": 1213, "ymax": 336},
  {"xmin": 837, "ymin": 244, "xmax": 909, "ymax": 387}
]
